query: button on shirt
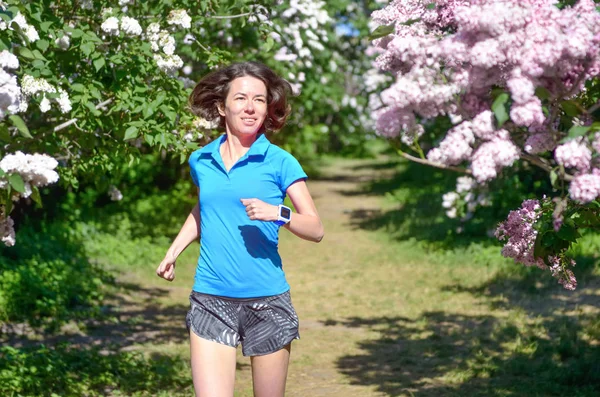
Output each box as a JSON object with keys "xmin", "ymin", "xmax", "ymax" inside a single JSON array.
[{"xmin": 189, "ymin": 133, "xmax": 307, "ymax": 298}]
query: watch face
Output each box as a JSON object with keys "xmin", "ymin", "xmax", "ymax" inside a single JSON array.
[{"xmin": 280, "ymin": 207, "xmax": 291, "ymax": 219}]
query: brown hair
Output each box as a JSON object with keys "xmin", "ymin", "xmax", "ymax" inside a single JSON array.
[{"xmin": 189, "ymin": 62, "xmax": 293, "ymax": 131}]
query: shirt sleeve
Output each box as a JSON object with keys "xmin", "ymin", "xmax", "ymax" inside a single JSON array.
[
  {"xmin": 189, "ymin": 151, "xmax": 200, "ymax": 187},
  {"xmin": 279, "ymin": 152, "xmax": 308, "ymax": 192}
]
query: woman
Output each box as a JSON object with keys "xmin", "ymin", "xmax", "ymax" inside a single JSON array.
[{"xmin": 156, "ymin": 61, "xmax": 324, "ymax": 397}]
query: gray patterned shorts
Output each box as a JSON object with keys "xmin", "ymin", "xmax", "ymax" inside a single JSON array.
[{"xmin": 186, "ymin": 290, "xmax": 300, "ymax": 356}]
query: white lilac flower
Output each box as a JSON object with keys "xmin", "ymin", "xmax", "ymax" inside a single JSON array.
[
  {"xmin": 193, "ymin": 117, "xmax": 217, "ymax": 130},
  {"xmin": 118, "ymin": 0, "xmax": 131, "ymax": 5},
  {"xmin": 178, "ymin": 77, "xmax": 195, "ymax": 89},
  {"xmin": 39, "ymin": 96, "xmax": 51, "ymax": 112},
  {"xmin": 0, "ymin": 151, "xmax": 59, "ymax": 187},
  {"xmin": 108, "ymin": 185, "xmax": 123, "ymax": 201},
  {"xmin": 56, "ymin": 88, "xmax": 71, "ymax": 113},
  {"xmin": 81, "ymin": 0, "xmax": 93, "ymax": 10},
  {"xmin": 101, "ymin": 8, "xmax": 113, "ymax": 18},
  {"xmin": 11, "ymin": 13, "xmax": 27, "ymax": 29},
  {"xmin": 167, "ymin": 10, "xmax": 192, "ymax": 29},
  {"xmin": 24, "ymin": 25, "xmax": 39, "ymax": 42},
  {"xmin": 21, "ymin": 75, "xmax": 56, "ymax": 96},
  {"xmin": 182, "ymin": 65, "xmax": 193, "ymax": 75},
  {"xmin": 154, "ymin": 54, "xmax": 183, "ymax": 73},
  {"xmin": 0, "ymin": 50, "xmax": 19, "ymax": 69},
  {"xmin": 146, "ymin": 22, "xmax": 161, "ymax": 34},
  {"xmin": 55, "ymin": 34, "xmax": 70, "ymax": 50},
  {"xmin": 183, "ymin": 33, "xmax": 196, "ymax": 45},
  {"xmin": 0, "ymin": 69, "xmax": 22, "ymax": 119},
  {"xmin": 101, "ymin": 17, "xmax": 120, "ymax": 36},
  {"xmin": 158, "ymin": 33, "xmax": 176, "ymax": 55},
  {"xmin": 1, "ymin": 216, "xmax": 15, "ymax": 247},
  {"xmin": 0, "ymin": 21, "xmax": 6, "ymax": 31},
  {"xmin": 121, "ymin": 16, "xmax": 142, "ymax": 36}
]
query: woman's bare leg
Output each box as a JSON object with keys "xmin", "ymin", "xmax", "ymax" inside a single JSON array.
[
  {"xmin": 190, "ymin": 331, "xmax": 237, "ymax": 397},
  {"xmin": 250, "ymin": 344, "xmax": 291, "ymax": 397}
]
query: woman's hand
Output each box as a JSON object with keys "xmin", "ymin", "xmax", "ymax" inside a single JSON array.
[
  {"xmin": 156, "ymin": 252, "xmax": 177, "ymax": 281},
  {"xmin": 240, "ymin": 198, "xmax": 277, "ymax": 222}
]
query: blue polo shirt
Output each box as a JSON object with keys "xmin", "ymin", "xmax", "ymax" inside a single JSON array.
[{"xmin": 188, "ymin": 133, "xmax": 307, "ymax": 298}]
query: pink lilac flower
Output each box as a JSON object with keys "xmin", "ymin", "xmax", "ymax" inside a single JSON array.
[
  {"xmin": 592, "ymin": 132, "xmax": 600, "ymax": 154},
  {"xmin": 554, "ymin": 138, "xmax": 592, "ymax": 173},
  {"xmin": 471, "ymin": 110, "xmax": 495, "ymax": 140},
  {"xmin": 568, "ymin": 171, "xmax": 600, "ymax": 203},
  {"xmin": 506, "ymin": 70, "xmax": 536, "ymax": 104},
  {"xmin": 548, "ymin": 256, "xmax": 578, "ymax": 291},
  {"xmin": 524, "ymin": 133, "xmax": 556, "ymax": 154},
  {"xmin": 426, "ymin": 121, "xmax": 474, "ymax": 165},
  {"xmin": 509, "ymin": 98, "xmax": 546, "ymax": 127},
  {"xmin": 471, "ymin": 137, "xmax": 520, "ymax": 182},
  {"xmin": 495, "ymin": 199, "xmax": 546, "ymax": 269}
]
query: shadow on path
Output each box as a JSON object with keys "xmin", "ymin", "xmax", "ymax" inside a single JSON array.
[{"xmin": 333, "ymin": 310, "xmax": 600, "ymax": 397}]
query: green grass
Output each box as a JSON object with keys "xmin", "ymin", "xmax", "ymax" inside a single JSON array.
[{"xmin": 2, "ymin": 156, "xmax": 599, "ymax": 396}]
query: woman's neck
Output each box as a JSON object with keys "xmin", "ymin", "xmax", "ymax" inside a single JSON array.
[{"xmin": 222, "ymin": 131, "xmax": 258, "ymax": 161}]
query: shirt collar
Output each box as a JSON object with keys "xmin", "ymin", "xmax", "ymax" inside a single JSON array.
[{"xmin": 211, "ymin": 133, "xmax": 270, "ymax": 160}]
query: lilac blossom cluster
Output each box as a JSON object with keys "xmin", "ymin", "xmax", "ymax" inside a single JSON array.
[
  {"xmin": 495, "ymin": 199, "xmax": 546, "ymax": 269},
  {"xmin": 442, "ymin": 176, "xmax": 491, "ymax": 221},
  {"xmin": 0, "ymin": 151, "xmax": 60, "ymax": 246},
  {"xmin": 370, "ymin": 0, "xmax": 600, "ymax": 201}
]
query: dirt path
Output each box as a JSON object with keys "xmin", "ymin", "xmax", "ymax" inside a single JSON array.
[{"xmin": 8, "ymin": 156, "xmax": 597, "ymax": 396}]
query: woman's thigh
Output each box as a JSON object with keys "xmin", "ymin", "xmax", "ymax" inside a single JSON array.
[
  {"xmin": 250, "ymin": 344, "xmax": 291, "ymax": 397},
  {"xmin": 190, "ymin": 331, "xmax": 237, "ymax": 397}
]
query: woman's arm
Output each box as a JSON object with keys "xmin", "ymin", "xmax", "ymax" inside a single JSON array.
[
  {"xmin": 283, "ymin": 180, "xmax": 324, "ymax": 242},
  {"xmin": 156, "ymin": 197, "xmax": 201, "ymax": 281},
  {"xmin": 240, "ymin": 180, "xmax": 324, "ymax": 243}
]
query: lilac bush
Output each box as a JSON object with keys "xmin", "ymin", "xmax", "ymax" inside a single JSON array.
[{"xmin": 369, "ymin": 0, "xmax": 600, "ymax": 289}]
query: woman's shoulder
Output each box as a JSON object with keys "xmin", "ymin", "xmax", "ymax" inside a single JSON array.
[{"xmin": 266, "ymin": 143, "xmax": 300, "ymax": 163}]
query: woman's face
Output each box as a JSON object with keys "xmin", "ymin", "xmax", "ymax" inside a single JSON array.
[{"xmin": 218, "ymin": 76, "xmax": 268, "ymax": 136}]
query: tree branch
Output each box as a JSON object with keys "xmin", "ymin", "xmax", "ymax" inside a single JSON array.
[
  {"xmin": 54, "ymin": 98, "xmax": 113, "ymax": 132},
  {"xmin": 208, "ymin": 12, "xmax": 252, "ymax": 20},
  {"xmin": 587, "ymin": 100, "xmax": 600, "ymax": 114},
  {"xmin": 520, "ymin": 152, "xmax": 574, "ymax": 182},
  {"xmin": 396, "ymin": 149, "xmax": 472, "ymax": 174}
]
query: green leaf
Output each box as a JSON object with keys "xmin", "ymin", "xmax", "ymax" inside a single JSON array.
[
  {"xmin": 589, "ymin": 121, "xmax": 600, "ymax": 131},
  {"xmin": 144, "ymin": 134, "xmax": 154, "ymax": 145},
  {"xmin": 491, "ymin": 93, "xmax": 509, "ymax": 127},
  {"xmin": 561, "ymin": 100, "xmax": 580, "ymax": 117},
  {"xmin": 36, "ymin": 39, "xmax": 49, "ymax": 52},
  {"xmin": 533, "ymin": 232, "xmax": 550, "ymax": 260},
  {"xmin": 81, "ymin": 42, "xmax": 95, "ymax": 57},
  {"xmin": 557, "ymin": 223, "xmax": 581, "ymax": 242},
  {"xmin": 535, "ymin": 86, "xmax": 551, "ymax": 100},
  {"xmin": 567, "ymin": 125, "xmax": 590, "ymax": 139},
  {"xmin": 426, "ymin": 3, "xmax": 436, "ymax": 10},
  {"xmin": 0, "ymin": 168, "xmax": 5, "ymax": 177},
  {"xmin": 8, "ymin": 115, "xmax": 32, "ymax": 138},
  {"xmin": 93, "ymin": 57, "xmax": 105, "ymax": 72},
  {"xmin": 400, "ymin": 18, "xmax": 421, "ymax": 27},
  {"xmin": 32, "ymin": 50, "xmax": 46, "ymax": 60},
  {"xmin": 550, "ymin": 170, "xmax": 558, "ymax": 188},
  {"xmin": 0, "ymin": 12, "xmax": 12, "ymax": 23},
  {"xmin": 31, "ymin": 59, "xmax": 45, "ymax": 69},
  {"xmin": 368, "ymin": 24, "xmax": 394, "ymax": 41},
  {"xmin": 39, "ymin": 21, "xmax": 53, "ymax": 33},
  {"xmin": 19, "ymin": 47, "xmax": 35, "ymax": 60},
  {"xmin": 264, "ymin": 36, "xmax": 275, "ymax": 52},
  {"xmin": 30, "ymin": 186, "xmax": 42, "ymax": 206},
  {"xmin": 71, "ymin": 83, "xmax": 86, "ymax": 92},
  {"xmin": 9, "ymin": 173, "xmax": 25, "ymax": 193},
  {"xmin": 0, "ymin": 123, "xmax": 10, "ymax": 142},
  {"xmin": 70, "ymin": 29, "xmax": 85, "ymax": 38},
  {"xmin": 123, "ymin": 126, "xmax": 139, "ymax": 140}
]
